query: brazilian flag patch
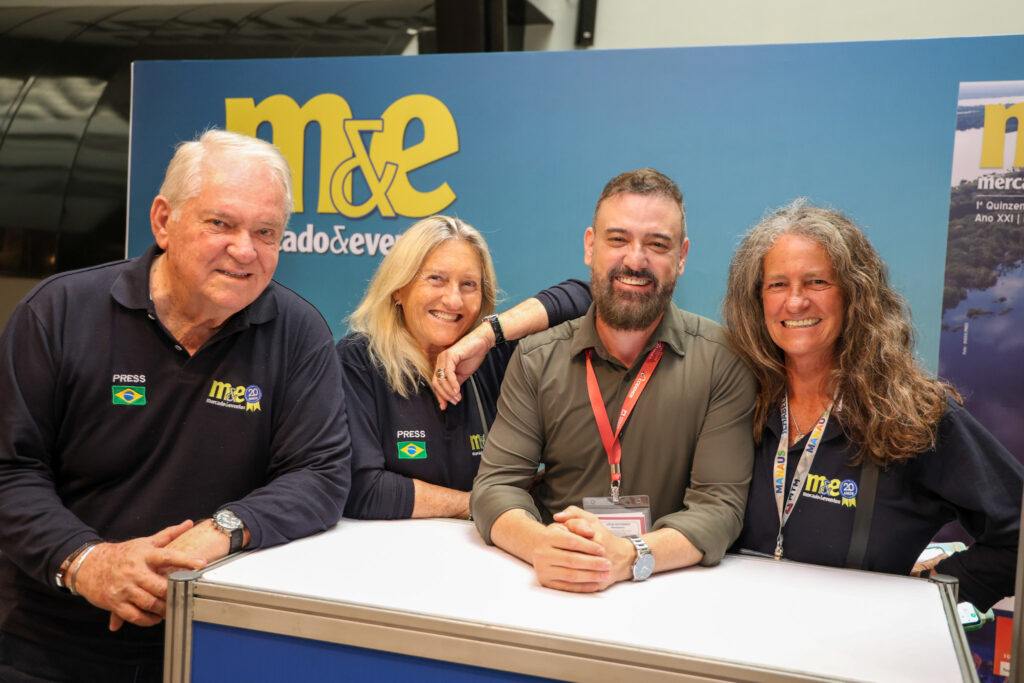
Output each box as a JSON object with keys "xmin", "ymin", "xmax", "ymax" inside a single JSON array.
[
  {"xmin": 397, "ymin": 441, "xmax": 427, "ymax": 459},
  {"xmin": 112, "ymin": 386, "xmax": 146, "ymax": 406}
]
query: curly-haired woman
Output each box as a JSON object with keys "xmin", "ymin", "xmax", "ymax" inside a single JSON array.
[{"xmin": 724, "ymin": 200, "xmax": 1023, "ymax": 611}]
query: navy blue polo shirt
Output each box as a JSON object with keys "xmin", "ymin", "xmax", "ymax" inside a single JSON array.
[
  {"xmin": 735, "ymin": 398, "xmax": 1022, "ymax": 611},
  {"xmin": 340, "ymin": 279, "xmax": 590, "ymax": 519},
  {"xmin": 0, "ymin": 244, "xmax": 351, "ymax": 660}
]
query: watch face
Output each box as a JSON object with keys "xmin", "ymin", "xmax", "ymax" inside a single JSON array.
[
  {"xmin": 214, "ymin": 510, "xmax": 243, "ymax": 531},
  {"xmin": 633, "ymin": 554, "xmax": 655, "ymax": 581}
]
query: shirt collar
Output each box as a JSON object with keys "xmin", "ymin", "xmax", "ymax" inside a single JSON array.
[
  {"xmin": 110, "ymin": 243, "xmax": 279, "ymax": 329},
  {"xmin": 569, "ymin": 302, "xmax": 689, "ymax": 368},
  {"xmin": 110, "ymin": 243, "xmax": 159, "ymax": 311}
]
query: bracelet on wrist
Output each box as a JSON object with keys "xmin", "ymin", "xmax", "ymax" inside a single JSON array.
[
  {"xmin": 69, "ymin": 542, "xmax": 101, "ymax": 596},
  {"xmin": 55, "ymin": 541, "xmax": 96, "ymax": 592}
]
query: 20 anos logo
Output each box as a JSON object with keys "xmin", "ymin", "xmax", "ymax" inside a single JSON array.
[{"xmin": 224, "ymin": 93, "xmax": 459, "ymax": 219}]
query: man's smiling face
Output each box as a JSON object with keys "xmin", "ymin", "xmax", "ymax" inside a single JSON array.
[
  {"xmin": 152, "ymin": 152, "xmax": 287, "ymax": 322},
  {"xmin": 585, "ymin": 192, "xmax": 688, "ymax": 331}
]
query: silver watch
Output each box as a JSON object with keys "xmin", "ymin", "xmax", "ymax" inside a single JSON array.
[
  {"xmin": 213, "ymin": 509, "xmax": 245, "ymax": 554},
  {"xmin": 627, "ymin": 535, "xmax": 654, "ymax": 581}
]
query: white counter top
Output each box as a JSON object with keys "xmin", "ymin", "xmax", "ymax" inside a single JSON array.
[{"xmin": 200, "ymin": 518, "xmax": 963, "ymax": 682}]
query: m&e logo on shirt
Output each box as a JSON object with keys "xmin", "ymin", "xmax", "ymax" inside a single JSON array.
[
  {"xmin": 804, "ymin": 474, "xmax": 859, "ymax": 508},
  {"xmin": 397, "ymin": 441, "xmax": 427, "ymax": 459},
  {"xmin": 112, "ymin": 386, "xmax": 146, "ymax": 406},
  {"xmin": 206, "ymin": 379, "xmax": 263, "ymax": 412}
]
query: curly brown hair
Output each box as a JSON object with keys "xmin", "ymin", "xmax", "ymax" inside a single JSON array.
[{"xmin": 722, "ymin": 199, "xmax": 959, "ymax": 466}]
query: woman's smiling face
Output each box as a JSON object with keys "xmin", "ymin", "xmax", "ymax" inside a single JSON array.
[
  {"xmin": 396, "ymin": 240, "xmax": 483, "ymax": 362},
  {"xmin": 761, "ymin": 233, "xmax": 844, "ymax": 368}
]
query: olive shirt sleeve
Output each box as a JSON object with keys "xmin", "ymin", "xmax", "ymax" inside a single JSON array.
[
  {"xmin": 927, "ymin": 399, "xmax": 1023, "ymax": 611},
  {"xmin": 471, "ymin": 310, "xmax": 756, "ymax": 564},
  {"xmin": 337, "ymin": 335, "xmax": 416, "ymax": 519},
  {"xmin": 651, "ymin": 342, "xmax": 757, "ymax": 565},
  {"xmin": 470, "ymin": 343, "xmax": 546, "ymax": 541}
]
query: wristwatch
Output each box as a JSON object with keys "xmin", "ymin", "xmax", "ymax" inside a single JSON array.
[
  {"xmin": 212, "ymin": 509, "xmax": 245, "ymax": 554},
  {"xmin": 483, "ymin": 314, "xmax": 506, "ymax": 345},
  {"xmin": 627, "ymin": 535, "xmax": 655, "ymax": 581}
]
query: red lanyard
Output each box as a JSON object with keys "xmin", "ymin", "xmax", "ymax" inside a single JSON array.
[{"xmin": 585, "ymin": 342, "xmax": 665, "ymax": 501}]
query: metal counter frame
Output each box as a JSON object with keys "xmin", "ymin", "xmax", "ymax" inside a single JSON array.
[{"xmin": 163, "ymin": 520, "xmax": 978, "ymax": 683}]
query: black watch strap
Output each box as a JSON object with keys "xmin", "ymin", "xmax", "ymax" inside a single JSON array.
[
  {"xmin": 484, "ymin": 314, "xmax": 506, "ymax": 345},
  {"xmin": 227, "ymin": 527, "xmax": 243, "ymax": 554},
  {"xmin": 213, "ymin": 509, "xmax": 245, "ymax": 554}
]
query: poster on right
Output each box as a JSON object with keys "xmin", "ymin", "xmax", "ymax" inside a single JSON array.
[{"xmin": 940, "ymin": 81, "xmax": 1024, "ymax": 464}]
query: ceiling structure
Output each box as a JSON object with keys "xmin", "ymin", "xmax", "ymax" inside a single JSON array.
[
  {"xmin": 0, "ymin": 2, "xmax": 430, "ymax": 55},
  {"xmin": 0, "ymin": 1, "xmax": 555, "ymax": 276}
]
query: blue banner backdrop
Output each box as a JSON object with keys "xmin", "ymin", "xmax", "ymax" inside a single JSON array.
[
  {"xmin": 128, "ymin": 36, "xmax": 1024, "ymax": 372},
  {"xmin": 940, "ymin": 80, "xmax": 1024, "ymax": 463}
]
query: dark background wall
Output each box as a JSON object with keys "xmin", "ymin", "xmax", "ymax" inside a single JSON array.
[{"xmin": 0, "ymin": 0, "xmax": 556, "ymax": 322}]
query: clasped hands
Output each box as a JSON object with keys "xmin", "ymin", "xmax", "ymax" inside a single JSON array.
[
  {"xmin": 71, "ymin": 518, "xmax": 231, "ymax": 631},
  {"xmin": 530, "ymin": 506, "xmax": 636, "ymax": 593}
]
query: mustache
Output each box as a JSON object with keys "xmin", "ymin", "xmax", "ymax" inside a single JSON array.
[{"xmin": 609, "ymin": 266, "xmax": 658, "ymax": 284}]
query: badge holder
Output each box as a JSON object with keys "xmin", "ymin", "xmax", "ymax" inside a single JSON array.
[{"xmin": 583, "ymin": 494, "xmax": 652, "ymax": 537}]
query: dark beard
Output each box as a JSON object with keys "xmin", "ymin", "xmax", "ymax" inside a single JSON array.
[{"xmin": 591, "ymin": 265, "xmax": 675, "ymax": 331}]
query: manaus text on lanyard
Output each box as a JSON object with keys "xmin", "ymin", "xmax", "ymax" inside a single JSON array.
[{"xmin": 773, "ymin": 393, "xmax": 834, "ymax": 560}]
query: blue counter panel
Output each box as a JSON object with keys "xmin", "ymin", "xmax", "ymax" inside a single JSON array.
[{"xmin": 191, "ymin": 621, "xmax": 558, "ymax": 682}]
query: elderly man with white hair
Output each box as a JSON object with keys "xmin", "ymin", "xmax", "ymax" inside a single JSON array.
[{"xmin": 0, "ymin": 129, "xmax": 350, "ymax": 682}]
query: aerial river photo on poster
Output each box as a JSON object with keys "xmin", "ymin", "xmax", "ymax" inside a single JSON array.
[{"xmin": 940, "ymin": 80, "xmax": 1024, "ymax": 462}]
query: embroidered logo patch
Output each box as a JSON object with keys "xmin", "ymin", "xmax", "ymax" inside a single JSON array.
[
  {"xmin": 112, "ymin": 386, "xmax": 146, "ymax": 406},
  {"xmin": 206, "ymin": 379, "xmax": 261, "ymax": 412},
  {"xmin": 840, "ymin": 479, "xmax": 858, "ymax": 508},
  {"xmin": 803, "ymin": 473, "xmax": 858, "ymax": 508},
  {"xmin": 397, "ymin": 441, "xmax": 427, "ymax": 459},
  {"xmin": 244, "ymin": 385, "xmax": 262, "ymax": 412}
]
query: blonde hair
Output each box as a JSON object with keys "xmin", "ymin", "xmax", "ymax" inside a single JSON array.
[
  {"xmin": 349, "ymin": 216, "xmax": 497, "ymax": 397},
  {"xmin": 722, "ymin": 199, "xmax": 959, "ymax": 466}
]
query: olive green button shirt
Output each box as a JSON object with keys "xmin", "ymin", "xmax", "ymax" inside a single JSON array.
[{"xmin": 470, "ymin": 304, "xmax": 756, "ymax": 565}]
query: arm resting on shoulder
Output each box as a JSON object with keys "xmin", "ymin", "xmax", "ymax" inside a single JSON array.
[{"xmin": 432, "ymin": 279, "xmax": 591, "ymax": 408}]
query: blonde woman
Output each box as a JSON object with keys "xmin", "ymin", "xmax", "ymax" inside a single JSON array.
[{"xmin": 339, "ymin": 215, "xmax": 589, "ymax": 519}]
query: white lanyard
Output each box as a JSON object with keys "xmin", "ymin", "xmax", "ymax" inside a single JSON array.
[{"xmin": 773, "ymin": 393, "xmax": 834, "ymax": 560}]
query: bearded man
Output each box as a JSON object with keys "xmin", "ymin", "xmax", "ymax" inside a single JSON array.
[{"xmin": 470, "ymin": 168, "xmax": 755, "ymax": 591}]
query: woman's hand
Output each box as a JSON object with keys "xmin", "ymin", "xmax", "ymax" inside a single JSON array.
[
  {"xmin": 911, "ymin": 552, "xmax": 949, "ymax": 578},
  {"xmin": 431, "ymin": 323, "xmax": 494, "ymax": 409}
]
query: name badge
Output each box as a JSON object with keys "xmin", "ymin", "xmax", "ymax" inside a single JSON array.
[{"xmin": 582, "ymin": 495, "xmax": 652, "ymax": 537}]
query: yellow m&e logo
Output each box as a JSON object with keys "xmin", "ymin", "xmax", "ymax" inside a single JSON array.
[
  {"xmin": 225, "ymin": 93, "xmax": 459, "ymax": 218},
  {"xmin": 981, "ymin": 102, "xmax": 1024, "ymax": 168}
]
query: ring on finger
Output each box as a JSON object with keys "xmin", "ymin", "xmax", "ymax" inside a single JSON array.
[{"xmin": 435, "ymin": 368, "xmax": 447, "ymax": 380}]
